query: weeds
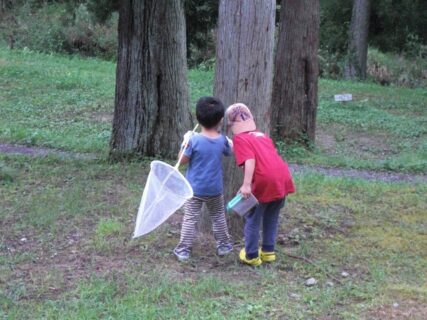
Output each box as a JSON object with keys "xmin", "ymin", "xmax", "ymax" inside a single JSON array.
[
  {"xmin": 0, "ymin": 154, "xmax": 425, "ymax": 319},
  {"xmin": 0, "ymin": 47, "xmax": 426, "ymax": 319}
]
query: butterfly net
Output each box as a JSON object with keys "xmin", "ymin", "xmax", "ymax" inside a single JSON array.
[{"xmin": 133, "ymin": 160, "xmax": 193, "ymax": 238}]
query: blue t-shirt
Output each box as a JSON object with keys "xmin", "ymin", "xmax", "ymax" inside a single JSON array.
[{"xmin": 184, "ymin": 134, "xmax": 232, "ymax": 196}]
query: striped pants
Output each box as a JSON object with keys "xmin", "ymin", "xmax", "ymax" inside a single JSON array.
[{"xmin": 175, "ymin": 195, "xmax": 231, "ymax": 253}]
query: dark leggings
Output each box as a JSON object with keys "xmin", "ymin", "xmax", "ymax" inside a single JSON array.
[{"xmin": 244, "ymin": 198, "xmax": 285, "ymax": 259}]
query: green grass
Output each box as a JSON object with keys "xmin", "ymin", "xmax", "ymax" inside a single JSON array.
[
  {"xmin": 279, "ymin": 79, "xmax": 427, "ymax": 173},
  {"xmin": 0, "ymin": 47, "xmax": 115, "ymax": 153},
  {"xmin": 1, "ymin": 47, "xmax": 426, "ymax": 172},
  {"xmin": 0, "ymin": 154, "xmax": 426, "ymax": 319},
  {"xmin": 0, "ymin": 46, "xmax": 426, "ymax": 318}
]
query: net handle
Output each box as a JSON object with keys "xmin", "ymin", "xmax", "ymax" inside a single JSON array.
[{"xmin": 174, "ymin": 123, "xmax": 199, "ymax": 170}]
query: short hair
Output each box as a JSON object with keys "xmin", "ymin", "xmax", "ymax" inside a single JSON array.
[{"xmin": 196, "ymin": 97, "xmax": 225, "ymax": 129}]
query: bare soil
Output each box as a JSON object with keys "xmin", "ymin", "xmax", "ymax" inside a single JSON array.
[
  {"xmin": 367, "ymin": 299, "xmax": 427, "ymax": 320},
  {"xmin": 289, "ymin": 163, "xmax": 426, "ymax": 183},
  {"xmin": 0, "ymin": 143, "xmax": 97, "ymax": 160}
]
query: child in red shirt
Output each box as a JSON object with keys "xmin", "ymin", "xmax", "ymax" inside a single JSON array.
[{"xmin": 226, "ymin": 103, "xmax": 295, "ymax": 266}]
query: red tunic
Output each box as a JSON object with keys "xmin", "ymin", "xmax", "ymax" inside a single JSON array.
[{"xmin": 233, "ymin": 131, "xmax": 295, "ymax": 202}]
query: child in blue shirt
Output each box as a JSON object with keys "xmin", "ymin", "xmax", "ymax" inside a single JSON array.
[{"xmin": 173, "ymin": 97, "xmax": 233, "ymax": 261}]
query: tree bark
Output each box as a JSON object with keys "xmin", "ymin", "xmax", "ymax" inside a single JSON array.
[
  {"xmin": 213, "ymin": 0, "xmax": 276, "ymax": 234},
  {"xmin": 110, "ymin": 0, "xmax": 192, "ymax": 160},
  {"xmin": 345, "ymin": 0, "xmax": 371, "ymax": 80},
  {"xmin": 271, "ymin": 0, "xmax": 320, "ymax": 144}
]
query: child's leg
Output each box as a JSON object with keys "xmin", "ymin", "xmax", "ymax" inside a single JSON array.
[
  {"xmin": 205, "ymin": 195, "xmax": 231, "ymax": 247},
  {"xmin": 262, "ymin": 198, "xmax": 285, "ymax": 252},
  {"xmin": 244, "ymin": 203, "xmax": 266, "ymax": 259},
  {"xmin": 175, "ymin": 197, "xmax": 204, "ymax": 253}
]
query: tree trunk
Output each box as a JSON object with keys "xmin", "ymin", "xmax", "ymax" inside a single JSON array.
[
  {"xmin": 345, "ymin": 0, "xmax": 371, "ymax": 80},
  {"xmin": 213, "ymin": 0, "xmax": 276, "ymax": 234},
  {"xmin": 110, "ymin": 0, "xmax": 192, "ymax": 160},
  {"xmin": 271, "ymin": 0, "xmax": 320, "ymax": 144}
]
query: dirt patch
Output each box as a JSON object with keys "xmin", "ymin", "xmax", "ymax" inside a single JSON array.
[
  {"xmin": 90, "ymin": 112, "xmax": 113, "ymax": 123},
  {"xmin": 316, "ymin": 125, "xmax": 397, "ymax": 160},
  {"xmin": 367, "ymin": 299, "xmax": 427, "ymax": 319},
  {"xmin": 12, "ymin": 252, "xmax": 132, "ymax": 301},
  {"xmin": 1, "ymin": 143, "xmax": 425, "ymax": 183},
  {"xmin": 348, "ymin": 133, "xmax": 396, "ymax": 158},
  {"xmin": 2, "ymin": 209, "xmax": 245, "ymax": 301},
  {"xmin": 316, "ymin": 130, "xmax": 337, "ymax": 155},
  {"xmin": 0, "ymin": 143, "xmax": 98, "ymax": 160},
  {"xmin": 289, "ymin": 164, "xmax": 427, "ymax": 183}
]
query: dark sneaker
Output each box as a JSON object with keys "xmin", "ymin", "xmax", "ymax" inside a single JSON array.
[
  {"xmin": 173, "ymin": 248, "xmax": 190, "ymax": 261},
  {"xmin": 217, "ymin": 244, "xmax": 233, "ymax": 256}
]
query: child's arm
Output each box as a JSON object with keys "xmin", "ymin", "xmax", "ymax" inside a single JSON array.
[
  {"xmin": 240, "ymin": 159, "xmax": 255, "ymax": 198},
  {"xmin": 177, "ymin": 131, "xmax": 194, "ymax": 165},
  {"xmin": 177, "ymin": 150, "xmax": 190, "ymax": 165}
]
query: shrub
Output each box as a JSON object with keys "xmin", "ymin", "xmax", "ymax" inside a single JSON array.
[
  {"xmin": 367, "ymin": 48, "xmax": 427, "ymax": 88},
  {"xmin": 319, "ymin": 48, "xmax": 427, "ymax": 88},
  {"xmin": 318, "ymin": 48, "xmax": 344, "ymax": 79},
  {"xmin": 0, "ymin": 3, "xmax": 118, "ymax": 60}
]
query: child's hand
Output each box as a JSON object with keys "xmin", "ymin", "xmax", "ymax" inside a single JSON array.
[
  {"xmin": 226, "ymin": 136, "xmax": 233, "ymax": 149},
  {"xmin": 181, "ymin": 131, "xmax": 198, "ymax": 148},
  {"xmin": 239, "ymin": 183, "xmax": 251, "ymax": 198}
]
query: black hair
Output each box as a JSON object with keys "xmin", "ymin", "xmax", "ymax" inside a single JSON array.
[{"xmin": 195, "ymin": 96, "xmax": 225, "ymax": 129}]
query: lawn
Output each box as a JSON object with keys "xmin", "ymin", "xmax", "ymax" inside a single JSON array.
[
  {"xmin": 1, "ymin": 47, "xmax": 426, "ymax": 172},
  {"xmin": 1, "ymin": 155, "xmax": 425, "ymax": 319},
  {"xmin": 1, "ymin": 47, "xmax": 426, "ymax": 319}
]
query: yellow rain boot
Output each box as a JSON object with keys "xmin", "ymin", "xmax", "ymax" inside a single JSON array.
[
  {"xmin": 239, "ymin": 248, "xmax": 262, "ymax": 266},
  {"xmin": 260, "ymin": 249, "xmax": 276, "ymax": 262}
]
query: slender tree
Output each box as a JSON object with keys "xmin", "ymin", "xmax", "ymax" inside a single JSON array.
[
  {"xmin": 110, "ymin": 0, "xmax": 192, "ymax": 159},
  {"xmin": 271, "ymin": 0, "xmax": 320, "ymax": 144},
  {"xmin": 213, "ymin": 0, "xmax": 276, "ymax": 232},
  {"xmin": 345, "ymin": 0, "xmax": 371, "ymax": 79}
]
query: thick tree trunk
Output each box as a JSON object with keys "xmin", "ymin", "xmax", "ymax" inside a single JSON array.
[
  {"xmin": 213, "ymin": 0, "xmax": 276, "ymax": 234},
  {"xmin": 345, "ymin": 0, "xmax": 371, "ymax": 80},
  {"xmin": 271, "ymin": 0, "xmax": 320, "ymax": 144},
  {"xmin": 110, "ymin": 0, "xmax": 192, "ymax": 160}
]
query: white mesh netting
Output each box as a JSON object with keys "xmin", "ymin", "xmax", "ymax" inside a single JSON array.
[{"xmin": 133, "ymin": 160, "xmax": 193, "ymax": 238}]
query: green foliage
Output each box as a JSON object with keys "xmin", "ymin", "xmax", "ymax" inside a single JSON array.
[
  {"xmin": 319, "ymin": 48, "xmax": 427, "ymax": 88},
  {"xmin": 367, "ymin": 48, "xmax": 427, "ymax": 88},
  {"xmin": 370, "ymin": 0, "xmax": 427, "ymax": 55},
  {"xmin": 185, "ymin": 0, "xmax": 218, "ymax": 67},
  {"xmin": 0, "ymin": 2, "xmax": 118, "ymax": 60},
  {"xmin": 320, "ymin": 0, "xmax": 352, "ymax": 55},
  {"xmin": 86, "ymin": 0, "xmax": 119, "ymax": 23},
  {"xmin": 320, "ymin": 1, "xmax": 427, "ymax": 86},
  {"xmin": 320, "ymin": 0, "xmax": 427, "ymax": 58},
  {"xmin": 318, "ymin": 48, "xmax": 345, "ymax": 79},
  {"xmin": 1, "ymin": 0, "xmax": 219, "ymax": 67}
]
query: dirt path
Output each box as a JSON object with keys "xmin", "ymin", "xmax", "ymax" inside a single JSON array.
[
  {"xmin": 1, "ymin": 143, "xmax": 426, "ymax": 183},
  {"xmin": 0, "ymin": 143, "xmax": 98, "ymax": 160},
  {"xmin": 288, "ymin": 163, "xmax": 426, "ymax": 183}
]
